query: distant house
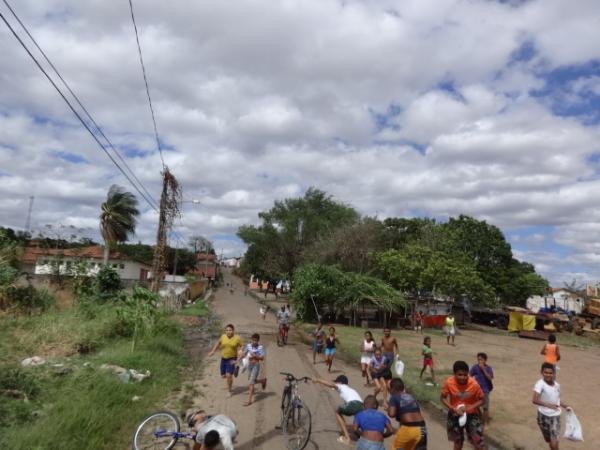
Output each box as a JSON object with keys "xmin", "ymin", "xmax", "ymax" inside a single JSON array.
[
  {"xmin": 526, "ymin": 288, "xmax": 584, "ymax": 314},
  {"xmin": 222, "ymin": 257, "xmax": 241, "ymax": 268},
  {"xmin": 22, "ymin": 245, "xmax": 151, "ymax": 281},
  {"xmin": 189, "ymin": 251, "xmax": 217, "ymax": 279}
]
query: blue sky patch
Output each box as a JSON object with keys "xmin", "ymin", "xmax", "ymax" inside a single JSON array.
[
  {"xmin": 121, "ymin": 144, "xmax": 151, "ymax": 158},
  {"xmin": 531, "ymin": 59, "xmax": 600, "ymax": 124},
  {"xmin": 50, "ymin": 151, "xmax": 88, "ymax": 164},
  {"xmin": 509, "ymin": 40, "xmax": 536, "ymax": 64},
  {"xmin": 370, "ymin": 103, "xmax": 402, "ymax": 132}
]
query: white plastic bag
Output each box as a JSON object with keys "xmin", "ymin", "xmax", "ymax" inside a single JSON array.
[
  {"xmin": 239, "ymin": 353, "xmax": 250, "ymax": 374},
  {"xmin": 394, "ymin": 356, "xmax": 405, "ymax": 377},
  {"xmin": 564, "ymin": 409, "xmax": 584, "ymax": 442}
]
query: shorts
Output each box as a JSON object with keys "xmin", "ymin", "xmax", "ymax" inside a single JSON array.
[
  {"xmin": 325, "ymin": 348, "xmax": 336, "ymax": 356},
  {"xmin": 393, "ymin": 423, "xmax": 428, "ymax": 450},
  {"xmin": 313, "ymin": 342, "xmax": 323, "ymax": 353},
  {"xmin": 446, "ymin": 411, "xmax": 485, "ymax": 450},
  {"xmin": 445, "ymin": 327, "xmax": 456, "ymax": 336},
  {"xmin": 482, "ymin": 393, "xmax": 490, "ymax": 411},
  {"xmin": 360, "ymin": 353, "xmax": 374, "ymax": 365},
  {"xmin": 372, "ymin": 368, "xmax": 392, "ymax": 380},
  {"xmin": 220, "ymin": 357, "xmax": 236, "ymax": 376},
  {"xmin": 356, "ymin": 437, "xmax": 385, "ymax": 450},
  {"xmin": 537, "ymin": 412, "xmax": 560, "ymax": 442},
  {"xmin": 337, "ymin": 400, "xmax": 364, "ymax": 416},
  {"xmin": 247, "ymin": 363, "xmax": 262, "ymax": 385},
  {"xmin": 423, "ymin": 358, "xmax": 433, "ymax": 367}
]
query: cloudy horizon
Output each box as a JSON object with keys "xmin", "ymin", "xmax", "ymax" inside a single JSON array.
[{"xmin": 1, "ymin": 0, "xmax": 600, "ymax": 286}]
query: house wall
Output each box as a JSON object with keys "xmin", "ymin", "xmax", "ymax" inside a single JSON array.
[{"xmin": 34, "ymin": 257, "xmax": 150, "ymax": 281}]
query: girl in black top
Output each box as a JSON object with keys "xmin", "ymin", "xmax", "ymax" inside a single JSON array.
[{"xmin": 324, "ymin": 326, "xmax": 339, "ymax": 372}]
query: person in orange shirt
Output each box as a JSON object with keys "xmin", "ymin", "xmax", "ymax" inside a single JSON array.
[
  {"xmin": 440, "ymin": 360, "xmax": 485, "ymax": 450},
  {"xmin": 541, "ymin": 334, "xmax": 561, "ymax": 369}
]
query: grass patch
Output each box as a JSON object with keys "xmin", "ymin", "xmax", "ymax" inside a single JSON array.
[
  {"xmin": 0, "ymin": 305, "xmax": 186, "ymax": 450},
  {"xmin": 179, "ymin": 299, "xmax": 210, "ymax": 317}
]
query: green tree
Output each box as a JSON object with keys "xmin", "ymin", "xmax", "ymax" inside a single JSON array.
[
  {"xmin": 99, "ymin": 185, "xmax": 140, "ymax": 265},
  {"xmin": 237, "ymin": 188, "xmax": 358, "ymax": 279}
]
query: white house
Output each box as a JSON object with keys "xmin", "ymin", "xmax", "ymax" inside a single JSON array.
[
  {"xmin": 526, "ymin": 290, "xmax": 584, "ymax": 314},
  {"xmin": 25, "ymin": 245, "xmax": 151, "ymax": 281}
]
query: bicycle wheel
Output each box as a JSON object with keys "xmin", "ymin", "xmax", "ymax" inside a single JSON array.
[
  {"xmin": 132, "ymin": 411, "xmax": 180, "ymax": 450},
  {"xmin": 280, "ymin": 386, "xmax": 291, "ymax": 423},
  {"xmin": 282, "ymin": 400, "xmax": 312, "ymax": 450}
]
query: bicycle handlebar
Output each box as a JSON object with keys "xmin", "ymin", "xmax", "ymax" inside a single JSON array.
[{"xmin": 280, "ymin": 372, "xmax": 311, "ymax": 382}]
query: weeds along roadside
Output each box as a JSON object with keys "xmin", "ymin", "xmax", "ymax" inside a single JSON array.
[{"xmin": 0, "ymin": 289, "xmax": 212, "ymax": 450}]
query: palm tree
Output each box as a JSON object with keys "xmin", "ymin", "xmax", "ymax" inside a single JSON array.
[{"xmin": 99, "ymin": 185, "xmax": 140, "ymax": 265}]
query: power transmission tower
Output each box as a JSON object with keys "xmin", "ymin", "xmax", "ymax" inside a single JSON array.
[
  {"xmin": 24, "ymin": 195, "xmax": 34, "ymax": 232},
  {"xmin": 151, "ymin": 168, "xmax": 181, "ymax": 292}
]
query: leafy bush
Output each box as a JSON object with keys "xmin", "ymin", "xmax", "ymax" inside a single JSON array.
[
  {"xmin": 93, "ymin": 266, "xmax": 122, "ymax": 302},
  {"xmin": 115, "ymin": 288, "xmax": 164, "ymax": 352},
  {"xmin": 5, "ymin": 286, "xmax": 56, "ymax": 314}
]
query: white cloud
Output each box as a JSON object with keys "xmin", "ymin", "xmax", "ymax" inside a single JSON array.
[{"xmin": 2, "ymin": 0, "xmax": 600, "ymax": 269}]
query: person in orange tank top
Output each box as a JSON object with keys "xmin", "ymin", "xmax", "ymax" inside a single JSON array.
[{"xmin": 541, "ymin": 334, "xmax": 561, "ymax": 367}]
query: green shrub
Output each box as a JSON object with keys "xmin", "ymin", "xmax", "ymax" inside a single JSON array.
[{"xmin": 0, "ymin": 366, "xmax": 41, "ymax": 398}]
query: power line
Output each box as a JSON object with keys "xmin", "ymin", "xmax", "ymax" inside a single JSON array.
[
  {"xmin": 0, "ymin": 10, "xmax": 159, "ymax": 213},
  {"xmin": 127, "ymin": 0, "xmax": 165, "ymax": 168},
  {"xmin": 1, "ymin": 0, "xmax": 160, "ymax": 211}
]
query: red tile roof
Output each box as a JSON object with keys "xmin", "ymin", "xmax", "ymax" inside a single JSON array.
[{"xmin": 22, "ymin": 245, "xmax": 121, "ymax": 265}]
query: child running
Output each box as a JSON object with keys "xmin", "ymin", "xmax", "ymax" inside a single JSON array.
[
  {"xmin": 440, "ymin": 360, "xmax": 485, "ymax": 450},
  {"xmin": 360, "ymin": 331, "xmax": 376, "ymax": 385},
  {"xmin": 532, "ymin": 362, "xmax": 571, "ymax": 450},
  {"xmin": 312, "ymin": 375, "xmax": 364, "ymax": 445},
  {"xmin": 387, "ymin": 378, "xmax": 428, "ymax": 450},
  {"xmin": 208, "ymin": 324, "xmax": 243, "ymax": 396},
  {"xmin": 469, "ymin": 353, "xmax": 494, "ymax": 430},
  {"xmin": 239, "ymin": 333, "xmax": 267, "ymax": 406},
  {"xmin": 380, "ymin": 327, "xmax": 399, "ymax": 364},
  {"xmin": 352, "ymin": 395, "xmax": 395, "ymax": 450},
  {"xmin": 419, "ymin": 336, "xmax": 436, "ymax": 385},
  {"xmin": 312, "ymin": 322, "xmax": 326, "ymax": 364},
  {"xmin": 369, "ymin": 347, "xmax": 392, "ymax": 407},
  {"xmin": 324, "ymin": 326, "xmax": 339, "ymax": 372},
  {"xmin": 541, "ymin": 334, "xmax": 561, "ymax": 370}
]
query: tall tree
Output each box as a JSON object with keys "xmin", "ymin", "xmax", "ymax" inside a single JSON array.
[
  {"xmin": 238, "ymin": 188, "xmax": 358, "ymax": 279},
  {"xmin": 99, "ymin": 185, "xmax": 140, "ymax": 265}
]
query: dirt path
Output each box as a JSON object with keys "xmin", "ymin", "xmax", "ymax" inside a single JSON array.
[{"xmin": 189, "ymin": 271, "xmax": 449, "ymax": 450}]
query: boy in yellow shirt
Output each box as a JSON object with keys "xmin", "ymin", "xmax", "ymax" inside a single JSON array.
[{"xmin": 209, "ymin": 324, "xmax": 243, "ymax": 395}]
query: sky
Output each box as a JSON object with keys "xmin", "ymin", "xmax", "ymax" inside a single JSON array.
[{"xmin": 1, "ymin": 0, "xmax": 600, "ymax": 286}]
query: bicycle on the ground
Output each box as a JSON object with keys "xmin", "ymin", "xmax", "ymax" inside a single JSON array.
[
  {"xmin": 279, "ymin": 371, "xmax": 312, "ymax": 450},
  {"xmin": 131, "ymin": 411, "xmax": 194, "ymax": 450}
]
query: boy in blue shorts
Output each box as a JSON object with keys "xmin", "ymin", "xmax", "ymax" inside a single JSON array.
[{"xmin": 353, "ymin": 395, "xmax": 394, "ymax": 450}]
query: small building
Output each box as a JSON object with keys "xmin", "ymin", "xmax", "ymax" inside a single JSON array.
[
  {"xmin": 526, "ymin": 289, "xmax": 584, "ymax": 314},
  {"xmin": 189, "ymin": 251, "xmax": 217, "ymax": 279},
  {"xmin": 23, "ymin": 245, "xmax": 151, "ymax": 281}
]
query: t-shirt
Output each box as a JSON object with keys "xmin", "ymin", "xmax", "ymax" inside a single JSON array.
[
  {"xmin": 277, "ymin": 310, "xmax": 290, "ymax": 325},
  {"xmin": 369, "ymin": 355, "xmax": 389, "ymax": 371},
  {"xmin": 422, "ymin": 345, "xmax": 433, "ymax": 359},
  {"xmin": 353, "ymin": 408, "xmax": 390, "ymax": 433},
  {"xmin": 441, "ymin": 376, "xmax": 484, "ymax": 414},
  {"xmin": 389, "ymin": 392, "xmax": 421, "ymax": 419},
  {"xmin": 336, "ymin": 384, "xmax": 362, "ymax": 403},
  {"xmin": 469, "ymin": 364, "xmax": 494, "ymax": 394},
  {"xmin": 543, "ymin": 344, "xmax": 559, "ymax": 364},
  {"xmin": 314, "ymin": 328, "xmax": 325, "ymax": 342},
  {"xmin": 445, "ymin": 316, "xmax": 455, "ymax": 328},
  {"xmin": 218, "ymin": 334, "xmax": 242, "ymax": 359},
  {"xmin": 533, "ymin": 379, "xmax": 561, "ymax": 417},
  {"xmin": 243, "ymin": 343, "xmax": 265, "ymax": 359}
]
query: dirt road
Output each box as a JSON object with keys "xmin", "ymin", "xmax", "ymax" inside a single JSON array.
[{"xmin": 188, "ymin": 271, "xmax": 449, "ymax": 450}]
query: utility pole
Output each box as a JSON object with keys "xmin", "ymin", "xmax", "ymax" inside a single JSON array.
[
  {"xmin": 151, "ymin": 168, "xmax": 181, "ymax": 292},
  {"xmin": 24, "ymin": 196, "xmax": 34, "ymax": 232}
]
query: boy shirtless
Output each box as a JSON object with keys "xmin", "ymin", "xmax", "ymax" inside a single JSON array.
[{"xmin": 380, "ymin": 328, "xmax": 399, "ymax": 363}]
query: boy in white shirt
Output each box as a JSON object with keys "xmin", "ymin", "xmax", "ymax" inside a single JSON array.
[
  {"xmin": 313, "ymin": 375, "xmax": 364, "ymax": 445},
  {"xmin": 532, "ymin": 362, "xmax": 571, "ymax": 450}
]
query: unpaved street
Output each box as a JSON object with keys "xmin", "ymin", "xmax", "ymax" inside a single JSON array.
[{"xmin": 188, "ymin": 271, "xmax": 448, "ymax": 450}]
